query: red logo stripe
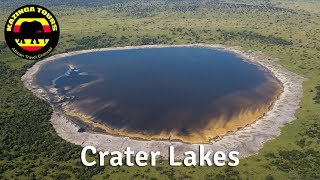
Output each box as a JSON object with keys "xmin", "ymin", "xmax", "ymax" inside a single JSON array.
[
  {"xmin": 20, "ymin": 46, "xmax": 44, "ymax": 51},
  {"xmin": 13, "ymin": 25, "xmax": 51, "ymax": 33}
]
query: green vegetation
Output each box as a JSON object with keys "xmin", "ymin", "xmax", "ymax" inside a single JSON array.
[
  {"xmin": 219, "ymin": 30, "xmax": 293, "ymax": 45},
  {"xmin": 314, "ymin": 85, "xmax": 320, "ymax": 104},
  {"xmin": 0, "ymin": 0, "xmax": 320, "ymax": 179}
]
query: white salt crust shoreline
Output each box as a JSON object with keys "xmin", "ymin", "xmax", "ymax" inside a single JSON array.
[{"xmin": 21, "ymin": 44, "xmax": 306, "ymax": 159}]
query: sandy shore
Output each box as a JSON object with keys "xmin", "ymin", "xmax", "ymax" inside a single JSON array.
[{"xmin": 21, "ymin": 44, "xmax": 306, "ymax": 159}]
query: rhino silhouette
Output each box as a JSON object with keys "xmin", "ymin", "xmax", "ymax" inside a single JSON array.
[{"xmin": 17, "ymin": 21, "xmax": 44, "ymax": 44}]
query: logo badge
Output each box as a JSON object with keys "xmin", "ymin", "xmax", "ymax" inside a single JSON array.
[{"xmin": 5, "ymin": 5, "xmax": 59, "ymax": 60}]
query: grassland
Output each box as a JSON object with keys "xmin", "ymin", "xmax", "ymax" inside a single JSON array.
[{"xmin": 0, "ymin": 0, "xmax": 319, "ymax": 179}]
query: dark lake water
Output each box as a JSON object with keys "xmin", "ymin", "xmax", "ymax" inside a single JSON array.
[{"xmin": 35, "ymin": 47, "xmax": 282, "ymax": 141}]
